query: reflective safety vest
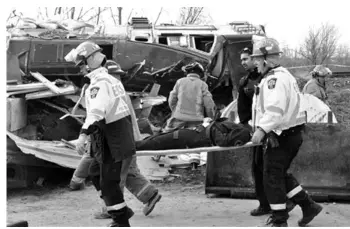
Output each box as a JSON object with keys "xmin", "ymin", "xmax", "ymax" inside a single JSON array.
[
  {"xmin": 82, "ymin": 67, "xmax": 131, "ymax": 130},
  {"xmin": 252, "ymin": 66, "xmax": 306, "ymax": 135}
]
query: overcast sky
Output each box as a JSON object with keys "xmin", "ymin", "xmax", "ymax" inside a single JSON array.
[{"xmin": 6, "ymin": 0, "xmax": 350, "ymax": 49}]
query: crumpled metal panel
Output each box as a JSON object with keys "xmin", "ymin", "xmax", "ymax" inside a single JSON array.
[{"xmin": 7, "ymin": 131, "xmax": 80, "ymax": 169}]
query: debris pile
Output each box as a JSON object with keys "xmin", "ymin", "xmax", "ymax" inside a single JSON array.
[{"xmin": 7, "ymin": 72, "xmax": 81, "ymax": 141}]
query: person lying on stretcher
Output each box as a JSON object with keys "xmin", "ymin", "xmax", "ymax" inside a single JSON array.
[{"xmin": 136, "ymin": 117, "xmax": 252, "ymax": 151}]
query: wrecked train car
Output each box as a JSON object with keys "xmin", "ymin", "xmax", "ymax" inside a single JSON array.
[
  {"xmin": 7, "ymin": 33, "xmax": 258, "ymax": 103},
  {"xmin": 7, "ymin": 31, "xmax": 258, "ymax": 187}
]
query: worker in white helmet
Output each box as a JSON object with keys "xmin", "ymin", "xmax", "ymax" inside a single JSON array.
[
  {"xmin": 66, "ymin": 41, "xmax": 134, "ymax": 227},
  {"xmin": 250, "ymin": 37, "xmax": 322, "ymax": 227}
]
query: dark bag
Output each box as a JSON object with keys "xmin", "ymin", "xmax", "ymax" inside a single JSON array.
[{"xmin": 89, "ymin": 120, "xmax": 109, "ymax": 164}]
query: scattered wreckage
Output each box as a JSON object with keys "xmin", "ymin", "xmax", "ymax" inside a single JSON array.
[
  {"xmin": 6, "ymin": 22, "xmax": 258, "ymax": 187},
  {"xmin": 6, "ymin": 20, "xmax": 349, "ymax": 200}
]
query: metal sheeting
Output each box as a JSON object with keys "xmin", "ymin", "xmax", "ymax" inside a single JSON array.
[{"xmin": 7, "ymin": 131, "xmax": 81, "ymax": 169}]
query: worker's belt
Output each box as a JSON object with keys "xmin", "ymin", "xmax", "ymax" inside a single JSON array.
[{"xmin": 280, "ymin": 124, "xmax": 305, "ymax": 137}]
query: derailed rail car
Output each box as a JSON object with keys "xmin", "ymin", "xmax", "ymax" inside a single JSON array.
[{"xmin": 7, "ymin": 33, "xmax": 258, "ymax": 106}]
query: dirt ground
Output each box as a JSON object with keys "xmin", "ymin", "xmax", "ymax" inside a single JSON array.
[{"xmin": 7, "ymin": 175, "xmax": 350, "ymax": 227}]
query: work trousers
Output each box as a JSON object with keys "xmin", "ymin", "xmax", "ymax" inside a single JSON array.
[
  {"xmin": 252, "ymin": 145, "xmax": 270, "ymax": 209},
  {"xmin": 263, "ymin": 125, "xmax": 305, "ymax": 222},
  {"xmin": 88, "ymin": 157, "xmax": 128, "ymax": 211},
  {"xmin": 73, "ymin": 153, "xmax": 157, "ymax": 204}
]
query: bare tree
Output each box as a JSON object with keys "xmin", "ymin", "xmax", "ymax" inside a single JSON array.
[
  {"xmin": 176, "ymin": 7, "xmax": 212, "ymax": 25},
  {"xmin": 117, "ymin": 7, "xmax": 122, "ymax": 25},
  {"xmin": 333, "ymin": 44, "xmax": 350, "ymax": 65},
  {"xmin": 70, "ymin": 7, "xmax": 75, "ymax": 19},
  {"xmin": 280, "ymin": 45, "xmax": 306, "ymax": 67},
  {"xmin": 96, "ymin": 7, "xmax": 101, "ymax": 25},
  {"xmin": 109, "ymin": 8, "xmax": 117, "ymax": 25},
  {"xmin": 299, "ymin": 23, "xmax": 339, "ymax": 65}
]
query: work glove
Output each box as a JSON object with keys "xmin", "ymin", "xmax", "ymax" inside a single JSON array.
[
  {"xmin": 203, "ymin": 117, "xmax": 213, "ymax": 127},
  {"xmin": 76, "ymin": 133, "xmax": 88, "ymax": 155},
  {"xmin": 251, "ymin": 127, "xmax": 266, "ymax": 144},
  {"xmin": 266, "ymin": 132, "xmax": 279, "ymax": 148}
]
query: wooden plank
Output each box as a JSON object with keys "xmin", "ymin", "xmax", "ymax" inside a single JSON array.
[
  {"xmin": 6, "ymin": 88, "xmax": 47, "ymax": 97},
  {"xmin": 30, "ymin": 72, "xmax": 61, "ymax": 94},
  {"xmin": 36, "ymin": 99, "xmax": 84, "ymax": 125},
  {"xmin": 25, "ymin": 85, "xmax": 77, "ymax": 100},
  {"xmin": 7, "ymin": 82, "xmax": 47, "ymax": 92},
  {"xmin": 139, "ymin": 83, "xmax": 163, "ymax": 119},
  {"xmin": 7, "ymin": 98, "xmax": 27, "ymax": 131},
  {"xmin": 7, "ymin": 80, "xmax": 18, "ymax": 85}
]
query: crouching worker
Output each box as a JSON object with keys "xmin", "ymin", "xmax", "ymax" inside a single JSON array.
[
  {"xmin": 163, "ymin": 62, "xmax": 216, "ymax": 132},
  {"xmin": 303, "ymin": 65, "xmax": 332, "ymax": 103},
  {"xmin": 136, "ymin": 117, "xmax": 251, "ymax": 151},
  {"xmin": 66, "ymin": 41, "xmax": 135, "ymax": 227}
]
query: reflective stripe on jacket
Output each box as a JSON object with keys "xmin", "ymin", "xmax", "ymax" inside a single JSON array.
[
  {"xmin": 83, "ymin": 67, "xmax": 131, "ymax": 130},
  {"xmin": 252, "ymin": 66, "xmax": 306, "ymax": 135},
  {"xmin": 168, "ymin": 73, "xmax": 215, "ymax": 121}
]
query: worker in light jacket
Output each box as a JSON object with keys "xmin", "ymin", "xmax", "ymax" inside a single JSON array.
[
  {"xmin": 68, "ymin": 59, "xmax": 162, "ymax": 220},
  {"xmin": 250, "ymin": 37, "xmax": 323, "ymax": 227},
  {"xmin": 66, "ymin": 41, "xmax": 134, "ymax": 227},
  {"xmin": 163, "ymin": 62, "xmax": 216, "ymax": 132},
  {"xmin": 303, "ymin": 65, "xmax": 332, "ymax": 103}
]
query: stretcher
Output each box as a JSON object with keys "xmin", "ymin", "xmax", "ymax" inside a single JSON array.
[{"xmin": 135, "ymin": 142, "xmax": 260, "ymax": 156}]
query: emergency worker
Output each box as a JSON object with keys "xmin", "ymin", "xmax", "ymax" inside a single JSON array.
[
  {"xmin": 238, "ymin": 48, "xmax": 295, "ymax": 217},
  {"xmin": 303, "ymin": 65, "xmax": 332, "ymax": 103},
  {"xmin": 250, "ymin": 37, "xmax": 323, "ymax": 227},
  {"xmin": 163, "ymin": 62, "xmax": 216, "ymax": 132},
  {"xmin": 238, "ymin": 47, "xmax": 269, "ymax": 216},
  {"xmin": 66, "ymin": 41, "xmax": 135, "ymax": 227},
  {"xmin": 96, "ymin": 60, "xmax": 162, "ymax": 218},
  {"xmin": 237, "ymin": 47, "xmax": 262, "ymax": 126},
  {"xmin": 68, "ymin": 60, "xmax": 162, "ymax": 218}
]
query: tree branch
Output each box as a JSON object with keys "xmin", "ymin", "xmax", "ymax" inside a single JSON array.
[
  {"xmin": 109, "ymin": 7, "xmax": 117, "ymax": 25},
  {"xmin": 77, "ymin": 7, "xmax": 94, "ymax": 20},
  {"xmin": 77, "ymin": 7, "xmax": 84, "ymax": 20},
  {"xmin": 154, "ymin": 7, "xmax": 163, "ymax": 26}
]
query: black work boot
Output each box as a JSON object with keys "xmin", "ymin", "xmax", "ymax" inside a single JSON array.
[
  {"xmin": 108, "ymin": 206, "xmax": 134, "ymax": 227},
  {"xmin": 143, "ymin": 192, "xmax": 162, "ymax": 216},
  {"xmin": 298, "ymin": 197, "xmax": 323, "ymax": 227},
  {"xmin": 265, "ymin": 216, "xmax": 288, "ymax": 227},
  {"xmin": 292, "ymin": 191, "xmax": 323, "ymax": 226},
  {"xmin": 250, "ymin": 206, "xmax": 272, "ymax": 216},
  {"xmin": 265, "ymin": 210, "xmax": 288, "ymax": 227}
]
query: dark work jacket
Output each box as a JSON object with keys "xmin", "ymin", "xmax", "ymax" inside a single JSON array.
[
  {"xmin": 88, "ymin": 116, "xmax": 136, "ymax": 163},
  {"xmin": 206, "ymin": 118, "xmax": 251, "ymax": 147},
  {"xmin": 237, "ymin": 68, "xmax": 262, "ymax": 124}
]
